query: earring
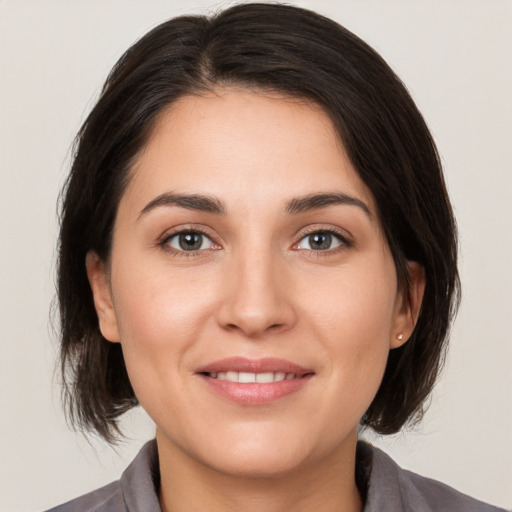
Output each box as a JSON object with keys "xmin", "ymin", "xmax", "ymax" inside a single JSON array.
[{"xmin": 397, "ymin": 333, "xmax": 404, "ymax": 341}]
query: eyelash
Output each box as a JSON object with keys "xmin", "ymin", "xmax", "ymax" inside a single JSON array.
[
  {"xmin": 158, "ymin": 228, "xmax": 219, "ymax": 257},
  {"xmin": 294, "ymin": 228, "xmax": 352, "ymax": 256},
  {"xmin": 158, "ymin": 226, "xmax": 352, "ymax": 257}
]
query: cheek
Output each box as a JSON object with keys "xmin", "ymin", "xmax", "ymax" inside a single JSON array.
[
  {"xmin": 112, "ymin": 255, "xmax": 215, "ymax": 338},
  {"xmin": 303, "ymin": 261, "xmax": 397, "ymax": 347},
  {"xmin": 109, "ymin": 259, "xmax": 218, "ymax": 392},
  {"xmin": 297, "ymin": 260, "xmax": 397, "ymax": 406}
]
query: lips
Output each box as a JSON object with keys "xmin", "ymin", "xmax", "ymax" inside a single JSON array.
[
  {"xmin": 196, "ymin": 357, "xmax": 312, "ymax": 375},
  {"xmin": 196, "ymin": 357, "xmax": 314, "ymax": 405},
  {"xmin": 210, "ymin": 371, "xmax": 297, "ymax": 383}
]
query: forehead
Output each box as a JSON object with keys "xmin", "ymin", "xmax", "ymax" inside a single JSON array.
[{"xmin": 124, "ymin": 88, "xmax": 375, "ymax": 215}]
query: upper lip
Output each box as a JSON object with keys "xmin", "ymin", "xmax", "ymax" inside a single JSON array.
[{"xmin": 196, "ymin": 357, "xmax": 313, "ymax": 375}]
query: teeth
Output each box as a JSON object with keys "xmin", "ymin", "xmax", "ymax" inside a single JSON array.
[
  {"xmin": 226, "ymin": 371, "xmax": 238, "ymax": 382},
  {"xmin": 256, "ymin": 372, "xmax": 274, "ymax": 383},
  {"xmin": 211, "ymin": 372, "xmax": 298, "ymax": 383},
  {"xmin": 239, "ymin": 372, "xmax": 256, "ymax": 383}
]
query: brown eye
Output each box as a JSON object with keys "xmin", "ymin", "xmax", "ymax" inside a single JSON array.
[
  {"xmin": 309, "ymin": 233, "xmax": 332, "ymax": 250},
  {"xmin": 166, "ymin": 231, "xmax": 214, "ymax": 252},
  {"xmin": 296, "ymin": 231, "xmax": 344, "ymax": 251}
]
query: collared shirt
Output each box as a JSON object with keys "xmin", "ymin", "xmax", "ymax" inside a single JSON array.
[{"xmin": 45, "ymin": 440, "xmax": 506, "ymax": 512}]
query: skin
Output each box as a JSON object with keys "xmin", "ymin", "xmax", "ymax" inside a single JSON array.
[{"xmin": 87, "ymin": 89, "xmax": 425, "ymax": 512}]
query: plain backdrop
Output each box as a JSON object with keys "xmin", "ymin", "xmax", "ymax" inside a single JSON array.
[{"xmin": 1, "ymin": 1, "xmax": 511, "ymax": 510}]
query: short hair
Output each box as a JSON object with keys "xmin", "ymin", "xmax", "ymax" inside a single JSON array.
[{"xmin": 58, "ymin": 2, "xmax": 460, "ymax": 443}]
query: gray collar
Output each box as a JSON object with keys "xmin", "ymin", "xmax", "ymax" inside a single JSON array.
[
  {"xmin": 118, "ymin": 439, "xmax": 505, "ymax": 512},
  {"xmin": 120, "ymin": 441, "xmax": 161, "ymax": 512}
]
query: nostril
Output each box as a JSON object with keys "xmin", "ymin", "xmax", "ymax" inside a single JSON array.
[{"xmin": 215, "ymin": 287, "xmax": 296, "ymax": 337}]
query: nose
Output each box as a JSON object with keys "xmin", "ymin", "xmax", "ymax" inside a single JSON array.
[{"xmin": 216, "ymin": 249, "xmax": 296, "ymax": 338}]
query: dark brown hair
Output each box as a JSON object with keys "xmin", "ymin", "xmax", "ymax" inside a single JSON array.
[{"xmin": 58, "ymin": 2, "xmax": 460, "ymax": 443}]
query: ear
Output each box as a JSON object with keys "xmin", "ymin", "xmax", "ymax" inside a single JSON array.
[
  {"xmin": 85, "ymin": 251, "xmax": 121, "ymax": 343},
  {"xmin": 390, "ymin": 261, "xmax": 426, "ymax": 349}
]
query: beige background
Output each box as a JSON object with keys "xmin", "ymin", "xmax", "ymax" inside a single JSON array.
[{"xmin": 0, "ymin": 1, "xmax": 511, "ymax": 510}]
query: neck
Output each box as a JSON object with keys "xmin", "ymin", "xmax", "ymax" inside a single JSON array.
[{"xmin": 156, "ymin": 430, "xmax": 363, "ymax": 512}]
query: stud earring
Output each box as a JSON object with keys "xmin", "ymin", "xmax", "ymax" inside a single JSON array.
[{"xmin": 397, "ymin": 333, "xmax": 404, "ymax": 341}]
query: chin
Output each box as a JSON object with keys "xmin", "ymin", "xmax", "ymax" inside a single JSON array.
[
  {"xmin": 205, "ymin": 444, "xmax": 309, "ymax": 479},
  {"xmin": 188, "ymin": 422, "xmax": 324, "ymax": 479}
]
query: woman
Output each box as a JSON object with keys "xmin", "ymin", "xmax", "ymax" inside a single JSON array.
[{"xmin": 46, "ymin": 3, "xmax": 505, "ymax": 511}]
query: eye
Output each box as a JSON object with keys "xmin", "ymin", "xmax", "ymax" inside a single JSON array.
[
  {"xmin": 165, "ymin": 231, "xmax": 215, "ymax": 252},
  {"xmin": 295, "ymin": 231, "xmax": 345, "ymax": 251}
]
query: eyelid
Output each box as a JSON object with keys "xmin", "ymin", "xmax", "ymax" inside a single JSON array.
[
  {"xmin": 167, "ymin": 232, "xmax": 215, "ymax": 251},
  {"xmin": 158, "ymin": 224, "xmax": 222, "ymax": 254},
  {"xmin": 156, "ymin": 223, "xmax": 352, "ymax": 255},
  {"xmin": 292, "ymin": 225, "xmax": 353, "ymax": 251}
]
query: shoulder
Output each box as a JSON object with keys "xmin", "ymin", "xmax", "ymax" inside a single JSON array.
[
  {"xmin": 361, "ymin": 442, "xmax": 507, "ymax": 512},
  {"xmin": 43, "ymin": 481, "xmax": 123, "ymax": 512},
  {"xmin": 43, "ymin": 440, "xmax": 161, "ymax": 512},
  {"xmin": 399, "ymin": 469, "xmax": 506, "ymax": 512}
]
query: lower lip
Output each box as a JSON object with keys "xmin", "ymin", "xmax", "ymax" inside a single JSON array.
[{"xmin": 199, "ymin": 374, "xmax": 313, "ymax": 405}]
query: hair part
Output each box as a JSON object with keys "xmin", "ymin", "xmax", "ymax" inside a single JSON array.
[{"xmin": 58, "ymin": 2, "xmax": 460, "ymax": 443}]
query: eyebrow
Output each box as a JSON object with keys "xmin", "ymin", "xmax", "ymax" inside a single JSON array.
[
  {"xmin": 139, "ymin": 192, "xmax": 227, "ymax": 218},
  {"xmin": 285, "ymin": 192, "xmax": 372, "ymax": 218},
  {"xmin": 138, "ymin": 191, "xmax": 371, "ymax": 219}
]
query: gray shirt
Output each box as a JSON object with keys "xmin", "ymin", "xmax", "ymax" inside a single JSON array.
[{"xmin": 45, "ymin": 440, "xmax": 506, "ymax": 512}]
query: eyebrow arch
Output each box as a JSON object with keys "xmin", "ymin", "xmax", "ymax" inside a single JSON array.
[
  {"xmin": 285, "ymin": 192, "xmax": 372, "ymax": 218},
  {"xmin": 139, "ymin": 192, "xmax": 227, "ymax": 218}
]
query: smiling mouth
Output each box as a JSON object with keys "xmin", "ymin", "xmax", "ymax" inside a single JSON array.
[
  {"xmin": 196, "ymin": 357, "xmax": 314, "ymax": 404},
  {"xmin": 202, "ymin": 371, "xmax": 308, "ymax": 383}
]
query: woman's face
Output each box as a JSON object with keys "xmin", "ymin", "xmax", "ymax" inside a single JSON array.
[{"xmin": 88, "ymin": 89, "xmax": 419, "ymax": 477}]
